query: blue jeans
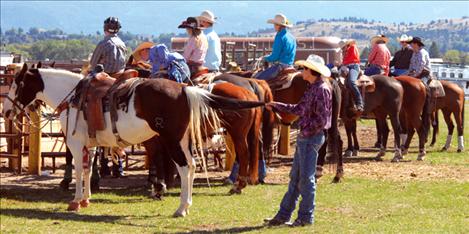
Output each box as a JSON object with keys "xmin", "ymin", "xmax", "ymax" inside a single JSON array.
[
  {"xmin": 364, "ymin": 64, "xmax": 383, "ymax": 76},
  {"xmin": 228, "ymin": 160, "xmax": 267, "ymax": 183},
  {"xmin": 274, "ymin": 131, "xmax": 325, "ymax": 223},
  {"xmin": 393, "ymin": 68, "xmax": 408, "ymax": 76},
  {"xmin": 346, "ymin": 64, "xmax": 363, "ymax": 107},
  {"xmin": 255, "ymin": 64, "xmax": 289, "ymax": 81}
]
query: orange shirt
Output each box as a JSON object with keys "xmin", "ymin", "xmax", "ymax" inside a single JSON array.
[{"xmin": 343, "ymin": 45, "xmax": 360, "ymax": 65}]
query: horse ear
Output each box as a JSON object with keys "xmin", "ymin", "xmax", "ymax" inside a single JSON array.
[
  {"xmin": 37, "ymin": 61, "xmax": 42, "ymax": 68},
  {"xmin": 21, "ymin": 63, "xmax": 28, "ymax": 74},
  {"xmin": 50, "ymin": 61, "xmax": 56, "ymax": 68}
]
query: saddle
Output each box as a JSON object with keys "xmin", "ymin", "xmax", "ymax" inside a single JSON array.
[
  {"xmin": 72, "ymin": 68, "xmax": 140, "ymax": 146},
  {"xmin": 192, "ymin": 72, "xmax": 222, "ymax": 85},
  {"xmin": 267, "ymin": 68, "xmax": 299, "ymax": 91},
  {"xmin": 191, "ymin": 66, "xmax": 210, "ymax": 80},
  {"xmin": 428, "ymin": 79, "xmax": 445, "ymax": 98}
]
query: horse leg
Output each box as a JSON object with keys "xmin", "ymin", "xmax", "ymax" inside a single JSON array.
[
  {"xmin": 67, "ymin": 143, "xmax": 85, "ymax": 211},
  {"xmin": 441, "ymin": 109, "xmax": 454, "ymax": 151},
  {"xmin": 389, "ymin": 115, "xmax": 402, "ymax": 162},
  {"xmin": 430, "ymin": 110, "xmax": 438, "ymax": 147},
  {"xmin": 375, "ymin": 118, "xmax": 388, "ymax": 160},
  {"xmin": 374, "ymin": 119, "xmax": 382, "ymax": 148},
  {"xmin": 454, "ymin": 108, "xmax": 465, "ymax": 152},
  {"xmin": 81, "ymin": 148, "xmax": 95, "ymax": 208},
  {"xmin": 332, "ymin": 131, "xmax": 344, "ymax": 183},
  {"xmin": 351, "ymin": 120, "xmax": 359, "ymax": 156},
  {"xmin": 174, "ymin": 163, "xmax": 190, "ymax": 217},
  {"xmin": 229, "ymin": 136, "xmax": 249, "ymax": 194},
  {"xmin": 59, "ymin": 147, "xmax": 73, "ymax": 190},
  {"xmin": 343, "ymin": 120, "xmax": 353, "ymax": 157},
  {"xmin": 171, "ymin": 133, "xmax": 193, "ymax": 217},
  {"xmin": 247, "ymin": 110, "xmax": 261, "ymax": 185},
  {"xmin": 399, "ymin": 113, "xmax": 408, "ymax": 154}
]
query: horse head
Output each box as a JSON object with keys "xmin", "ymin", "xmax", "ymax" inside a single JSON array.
[
  {"xmin": 356, "ymin": 75, "xmax": 376, "ymax": 93},
  {"xmin": 3, "ymin": 63, "xmax": 45, "ymax": 120}
]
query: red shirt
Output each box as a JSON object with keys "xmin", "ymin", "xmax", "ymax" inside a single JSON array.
[
  {"xmin": 342, "ymin": 45, "xmax": 360, "ymax": 65},
  {"xmin": 368, "ymin": 43, "xmax": 391, "ymax": 75}
]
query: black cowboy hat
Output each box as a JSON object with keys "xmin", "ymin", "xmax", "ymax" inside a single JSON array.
[
  {"xmin": 178, "ymin": 17, "xmax": 203, "ymax": 29},
  {"xmin": 409, "ymin": 37, "xmax": 425, "ymax": 47}
]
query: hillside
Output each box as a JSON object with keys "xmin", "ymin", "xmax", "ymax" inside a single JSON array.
[{"xmin": 254, "ymin": 17, "xmax": 469, "ymax": 52}]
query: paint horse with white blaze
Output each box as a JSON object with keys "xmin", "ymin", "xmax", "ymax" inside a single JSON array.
[{"xmin": 3, "ymin": 64, "xmax": 264, "ymax": 217}]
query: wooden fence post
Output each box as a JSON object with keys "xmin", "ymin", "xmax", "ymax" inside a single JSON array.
[
  {"xmin": 278, "ymin": 124, "xmax": 291, "ymax": 155},
  {"xmin": 28, "ymin": 109, "xmax": 41, "ymax": 175},
  {"xmin": 224, "ymin": 134, "xmax": 235, "ymax": 171}
]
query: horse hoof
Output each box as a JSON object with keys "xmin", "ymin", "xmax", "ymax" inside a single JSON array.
[
  {"xmin": 440, "ymin": 147, "xmax": 448, "ymax": 152},
  {"xmin": 80, "ymin": 199, "xmax": 90, "ymax": 208},
  {"xmin": 67, "ymin": 201, "xmax": 80, "ymax": 211},
  {"xmin": 391, "ymin": 157, "xmax": 401, "ymax": 163},
  {"xmin": 229, "ymin": 188, "xmax": 242, "ymax": 195},
  {"xmin": 343, "ymin": 150, "xmax": 353, "ymax": 157},
  {"xmin": 417, "ymin": 156, "xmax": 425, "ymax": 161},
  {"xmin": 173, "ymin": 210, "xmax": 186, "ymax": 218},
  {"xmin": 59, "ymin": 180, "xmax": 70, "ymax": 191},
  {"xmin": 401, "ymin": 148, "xmax": 408, "ymax": 156},
  {"xmin": 332, "ymin": 177, "xmax": 341, "ymax": 183},
  {"xmin": 352, "ymin": 150, "xmax": 359, "ymax": 157},
  {"xmin": 375, "ymin": 156, "xmax": 384, "ymax": 162},
  {"xmin": 457, "ymin": 149, "xmax": 463, "ymax": 153}
]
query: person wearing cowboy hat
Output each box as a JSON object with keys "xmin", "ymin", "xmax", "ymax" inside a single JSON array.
[
  {"xmin": 408, "ymin": 37, "xmax": 431, "ymax": 80},
  {"xmin": 365, "ymin": 34, "xmax": 391, "ymax": 76},
  {"xmin": 390, "ymin": 34, "xmax": 414, "ymax": 76},
  {"xmin": 178, "ymin": 16, "xmax": 208, "ymax": 75},
  {"xmin": 89, "ymin": 17, "xmax": 127, "ymax": 77},
  {"xmin": 197, "ymin": 10, "xmax": 222, "ymax": 72},
  {"xmin": 126, "ymin": 42, "xmax": 153, "ymax": 76},
  {"xmin": 339, "ymin": 38, "xmax": 364, "ymax": 112},
  {"xmin": 255, "ymin": 13, "xmax": 297, "ymax": 81},
  {"xmin": 264, "ymin": 54, "xmax": 332, "ymax": 227}
]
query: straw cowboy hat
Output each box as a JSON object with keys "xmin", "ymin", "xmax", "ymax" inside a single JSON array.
[
  {"xmin": 397, "ymin": 34, "xmax": 413, "ymax": 43},
  {"xmin": 338, "ymin": 39, "xmax": 356, "ymax": 48},
  {"xmin": 371, "ymin": 34, "xmax": 389, "ymax": 44},
  {"xmin": 295, "ymin": 54, "xmax": 331, "ymax": 78},
  {"xmin": 178, "ymin": 17, "xmax": 204, "ymax": 29},
  {"xmin": 409, "ymin": 37, "xmax": 425, "ymax": 47},
  {"xmin": 197, "ymin": 10, "xmax": 217, "ymax": 24},
  {"xmin": 132, "ymin": 41, "xmax": 154, "ymax": 62},
  {"xmin": 267, "ymin": 14, "xmax": 292, "ymax": 28}
]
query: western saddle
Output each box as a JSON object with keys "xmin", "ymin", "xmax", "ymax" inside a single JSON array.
[
  {"xmin": 72, "ymin": 65, "xmax": 142, "ymax": 146},
  {"xmin": 266, "ymin": 67, "xmax": 299, "ymax": 90}
]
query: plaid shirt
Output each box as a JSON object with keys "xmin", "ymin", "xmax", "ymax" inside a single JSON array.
[
  {"xmin": 183, "ymin": 34, "xmax": 208, "ymax": 65},
  {"xmin": 89, "ymin": 34, "xmax": 127, "ymax": 74},
  {"xmin": 273, "ymin": 79, "xmax": 332, "ymax": 137},
  {"xmin": 368, "ymin": 43, "xmax": 391, "ymax": 75},
  {"xmin": 409, "ymin": 48, "xmax": 431, "ymax": 76}
]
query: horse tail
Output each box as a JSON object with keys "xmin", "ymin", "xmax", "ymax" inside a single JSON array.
[
  {"xmin": 462, "ymin": 97, "xmax": 465, "ymax": 132},
  {"xmin": 422, "ymin": 92, "xmax": 431, "ymax": 142}
]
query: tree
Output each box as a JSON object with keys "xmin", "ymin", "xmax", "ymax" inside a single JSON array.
[
  {"xmin": 429, "ymin": 41, "xmax": 441, "ymax": 58},
  {"xmin": 443, "ymin": 50, "xmax": 461, "ymax": 63}
]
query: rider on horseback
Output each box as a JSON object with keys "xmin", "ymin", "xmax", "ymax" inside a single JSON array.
[
  {"xmin": 255, "ymin": 14, "xmax": 297, "ymax": 81},
  {"xmin": 390, "ymin": 34, "xmax": 413, "ymax": 76},
  {"xmin": 339, "ymin": 39, "xmax": 364, "ymax": 112},
  {"xmin": 179, "ymin": 17, "xmax": 208, "ymax": 77},
  {"xmin": 365, "ymin": 35, "xmax": 391, "ymax": 76},
  {"xmin": 197, "ymin": 10, "xmax": 222, "ymax": 72}
]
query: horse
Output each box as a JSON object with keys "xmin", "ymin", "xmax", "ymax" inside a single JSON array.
[
  {"xmin": 356, "ymin": 75, "xmax": 404, "ymax": 161},
  {"xmin": 3, "ymin": 64, "xmax": 264, "ymax": 217},
  {"xmin": 429, "ymin": 80, "xmax": 465, "ymax": 152},
  {"xmin": 394, "ymin": 76, "xmax": 430, "ymax": 160},
  {"xmin": 230, "ymin": 70, "xmax": 344, "ymax": 183},
  {"xmin": 336, "ymin": 77, "xmax": 360, "ymax": 157}
]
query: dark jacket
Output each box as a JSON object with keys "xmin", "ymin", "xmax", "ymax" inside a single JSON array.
[{"xmin": 390, "ymin": 46, "xmax": 413, "ymax": 69}]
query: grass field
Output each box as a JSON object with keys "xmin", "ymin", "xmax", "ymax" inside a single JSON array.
[{"xmin": 1, "ymin": 105, "xmax": 468, "ymax": 233}]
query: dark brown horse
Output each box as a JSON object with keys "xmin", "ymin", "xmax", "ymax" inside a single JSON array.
[
  {"xmin": 357, "ymin": 75, "xmax": 404, "ymax": 161},
  {"xmin": 429, "ymin": 80, "xmax": 465, "ymax": 152},
  {"xmin": 395, "ymin": 76, "xmax": 430, "ymax": 160},
  {"xmin": 337, "ymin": 78, "xmax": 360, "ymax": 157}
]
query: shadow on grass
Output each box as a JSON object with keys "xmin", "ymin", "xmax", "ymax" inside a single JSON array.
[{"xmin": 170, "ymin": 224, "xmax": 266, "ymax": 234}]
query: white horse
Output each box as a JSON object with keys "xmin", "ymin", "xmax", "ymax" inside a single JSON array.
[{"xmin": 3, "ymin": 64, "xmax": 263, "ymax": 217}]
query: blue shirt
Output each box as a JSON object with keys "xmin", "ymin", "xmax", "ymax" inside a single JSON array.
[
  {"xmin": 203, "ymin": 27, "xmax": 222, "ymax": 71},
  {"xmin": 149, "ymin": 44, "xmax": 185, "ymax": 75},
  {"xmin": 265, "ymin": 28, "xmax": 297, "ymax": 65}
]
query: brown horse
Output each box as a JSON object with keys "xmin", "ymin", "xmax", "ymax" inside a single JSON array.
[
  {"xmin": 395, "ymin": 76, "xmax": 430, "ymax": 160},
  {"xmin": 429, "ymin": 80, "xmax": 465, "ymax": 152},
  {"xmin": 337, "ymin": 78, "xmax": 360, "ymax": 157}
]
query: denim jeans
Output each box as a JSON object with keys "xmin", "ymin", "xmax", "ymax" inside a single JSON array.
[
  {"xmin": 364, "ymin": 64, "xmax": 383, "ymax": 76},
  {"xmin": 274, "ymin": 131, "xmax": 325, "ymax": 223},
  {"xmin": 228, "ymin": 160, "xmax": 267, "ymax": 183},
  {"xmin": 346, "ymin": 64, "xmax": 363, "ymax": 107},
  {"xmin": 393, "ymin": 68, "xmax": 408, "ymax": 76},
  {"xmin": 255, "ymin": 63, "xmax": 290, "ymax": 81}
]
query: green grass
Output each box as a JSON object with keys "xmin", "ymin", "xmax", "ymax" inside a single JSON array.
[{"xmin": 1, "ymin": 175, "xmax": 468, "ymax": 233}]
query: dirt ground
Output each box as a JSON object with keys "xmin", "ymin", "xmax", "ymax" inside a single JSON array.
[{"xmin": 1, "ymin": 123, "xmax": 468, "ymax": 190}]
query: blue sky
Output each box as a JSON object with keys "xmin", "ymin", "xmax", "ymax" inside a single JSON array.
[{"xmin": 1, "ymin": 1, "xmax": 468, "ymax": 34}]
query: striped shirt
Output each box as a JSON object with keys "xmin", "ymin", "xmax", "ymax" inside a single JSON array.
[{"xmin": 89, "ymin": 34, "xmax": 127, "ymax": 74}]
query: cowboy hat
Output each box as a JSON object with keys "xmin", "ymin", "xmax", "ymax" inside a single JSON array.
[
  {"xmin": 132, "ymin": 42, "xmax": 154, "ymax": 62},
  {"xmin": 409, "ymin": 37, "xmax": 425, "ymax": 47},
  {"xmin": 178, "ymin": 17, "xmax": 204, "ymax": 29},
  {"xmin": 371, "ymin": 34, "xmax": 389, "ymax": 44},
  {"xmin": 197, "ymin": 10, "xmax": 217, "ymax": 24},
  {"xmin": 397, "ymin": 34, "xmax": 413, "ymax": 43},
  {"xmin": 267, "ymin": 14, "xmax": 292, "ymax": 28},
  {"xmin": 295, "ymin": 54, "xmax": 331, "ymax": 78},
  {"xmin": 338, "ymin": 39, "xmax": 356, "ymax": 48}
]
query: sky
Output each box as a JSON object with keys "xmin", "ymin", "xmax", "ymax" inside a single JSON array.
[{"xmin": 1, "ymin": 1, "xmax": 468, "ymax": 35}]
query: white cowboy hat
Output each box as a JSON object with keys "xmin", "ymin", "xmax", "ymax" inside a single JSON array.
[
  {"xmin": 397, "ymin": 34, "xmax": 413, "ymax": 42},
  {"xmin": 371, "ymin": 34, "xmax": 389, "ymax": 44},
  {"xmin": 197, "ymin": 10, "xmax": 217, "ymax": 24},
  {"xmin": 338, "ymin": 39, "xmax": 356, "ymax": 48},
  {"xmin": 295, "ymin": 54, "xmax": 331, "ymax": 78},
  {"xmin": 267, "ymin": 14, "xmax": 292, "ymax": 28}
]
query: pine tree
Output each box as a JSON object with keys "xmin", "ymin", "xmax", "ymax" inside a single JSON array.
[{"xmin": 429, "ymin": 41, "xmax": 441, "ymax": 58}]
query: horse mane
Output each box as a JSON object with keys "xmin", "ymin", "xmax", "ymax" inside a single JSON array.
[{"xmin": 38, "ymin": 68, "xmax": 84, "ymax": 80}]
